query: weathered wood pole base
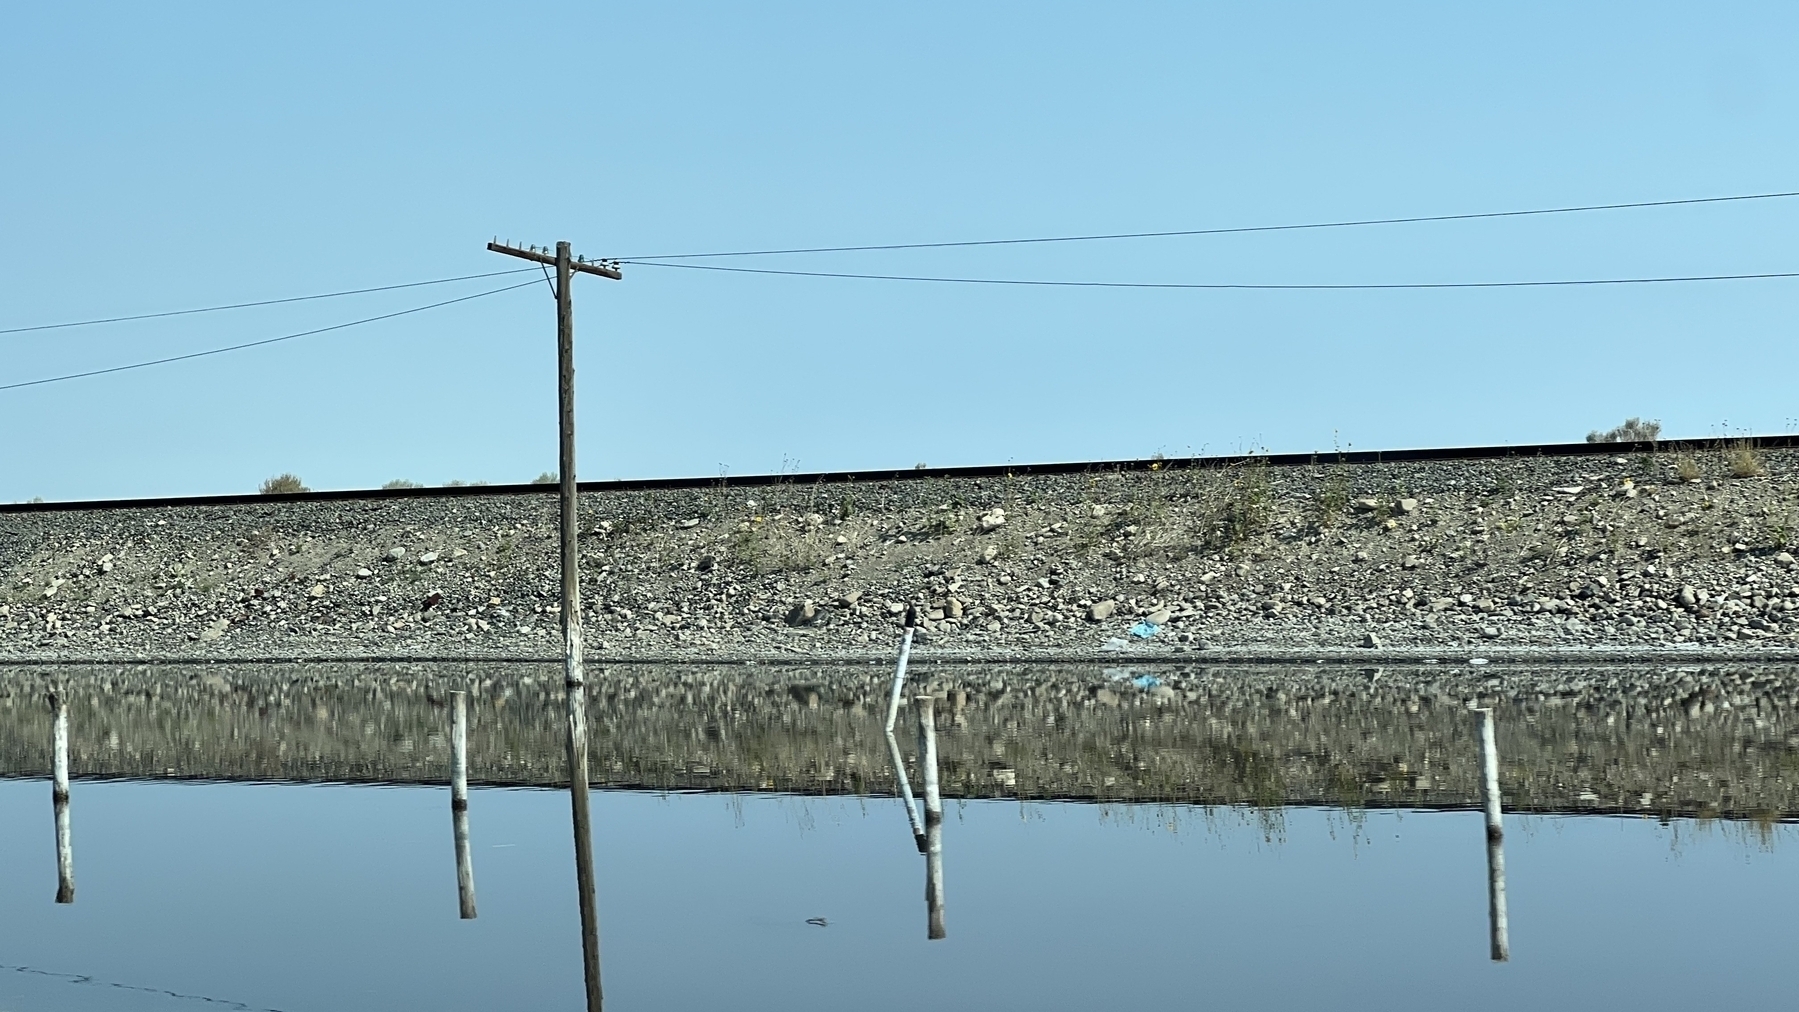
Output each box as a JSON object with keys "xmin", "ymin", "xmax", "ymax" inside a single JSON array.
[
  {"xmin": 1474, "ymin": 706, "xmax": 1509, "ymax": 962},
  {"xmin": 49, "ymin": 691, "xmax": 74, "ymax": 904},
  {"xmin": 916, "ymin": 695, "xmax": 946, "ymax": 940},
  {"xmin": 450, "ymin": 691, "xmax": 477, "ymax": 919}
]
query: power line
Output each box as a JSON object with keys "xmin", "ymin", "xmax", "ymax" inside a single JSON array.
[
  {"xmin": 0, "ymin": 267, "xmax": 540, "ymax": 337},
  {"xmin": 619, "ymin": 188, "xmax": 1799, "ymax": 260},
  {"xmin": 624, "ymin": 261, "xmax": 1799, "ymax": 290},
  {"xmin": 0, "ymin": 279, "xmax": 539, "ymax": 393}
]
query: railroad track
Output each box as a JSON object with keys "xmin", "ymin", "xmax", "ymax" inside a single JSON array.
[{"xmin": 6, "ymin": 433, "xmax": 1794, "ymax": 514}]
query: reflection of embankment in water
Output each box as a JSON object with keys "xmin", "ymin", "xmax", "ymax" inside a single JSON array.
[{"xmin": 3, "ymin": 661, "xmax": 1799, "ymax": 820}]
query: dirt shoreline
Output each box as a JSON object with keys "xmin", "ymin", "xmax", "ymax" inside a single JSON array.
[{"xmin": 4, "ymin": 444, "xmax": 1797, "ymax": 662}]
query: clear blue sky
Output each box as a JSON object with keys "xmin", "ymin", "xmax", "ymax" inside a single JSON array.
[{"xmin": 4, "ymin": 3, "xmax": 1796, "ymax": 501}]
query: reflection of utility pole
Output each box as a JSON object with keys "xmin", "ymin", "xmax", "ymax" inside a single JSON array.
[
  {"xmin": 915, "ymin": 695, "xmax": 946, "ymax": 940},
  {"xmin": 49, "ymin": 691, "xmax": 73, "ymax": 904},
  {"xmin": 450, "ymin": 690, "xmax": 477, "ymax": 919},
  {"xmin": 1473, "ymin": 706, "xmax": 1509, "ymax": 962},
  {"xmin": 487, "ymin": 240, "xmax": 620, "ymax": 1012}
]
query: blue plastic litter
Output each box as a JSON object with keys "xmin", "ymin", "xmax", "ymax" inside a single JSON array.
[
  {"xmin": 1129, "ymin": 621, "xmax": 1160, "ymax": 639},
  {"xmin": 1131, "ymin": 674, "xmax": 1162, "ymax": 690}
]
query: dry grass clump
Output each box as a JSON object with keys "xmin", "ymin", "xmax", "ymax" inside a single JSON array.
[
  {"xmin": 259, "ymin": 474, "xmax": 308, "ymax": 495},
  {"xmin": 1203, "ymin": 461, "xmax": 1272, "ymax": 550},
  {"xmin": 1314, "ymin": 469, "xmax": 1351, "ymax": 529},
  {"xmin": 729, "ymin": 520, "xmax": 826, "ymax": 574},
  {"xmin": 1726, "ymin": 440, "xmax": 1766, "ymax": 478},
  {"xmin": 1673, "ymin": 450, "xmax": 1702, "ymax": 483}
]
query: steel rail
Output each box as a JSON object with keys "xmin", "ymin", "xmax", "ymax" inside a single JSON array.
[{"xmin": 4, "ymin": 434, "xmax": 1795, "ymax": 514}]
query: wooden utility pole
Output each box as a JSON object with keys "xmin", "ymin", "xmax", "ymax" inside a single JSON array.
[{"xmin": 486, "ymin": 239, "xmax": 620, "ymax": 1010}]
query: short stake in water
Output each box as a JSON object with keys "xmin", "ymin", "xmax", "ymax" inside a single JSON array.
[
  {"xmin": 883, "ymin": 628, "xmax": 925, "ymax": 850},
  {"xmin": 915, "ymin": 694, "xmax": 946, "ymax": 940},
  {"xmin": 450, "ymin": 690, "xmax": 477, "ymax": 919},
  {"xmin": 1474, "ymin": 706, "xmax": 1509, "ymax": 962},
  {"xmin": 49, "ymin": 691, "xmax": 74, "ymax": 904}
]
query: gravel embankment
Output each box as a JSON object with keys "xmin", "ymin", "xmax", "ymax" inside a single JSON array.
[
  {"xmin": 3, "ymin": 661, "xmax": 1796, "ymax": 819},
  {"xmin": 3, "ymin": 445, "xmax": 1798, "ymax": 661}
]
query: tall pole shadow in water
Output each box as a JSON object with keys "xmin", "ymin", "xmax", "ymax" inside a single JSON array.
[
  {"xmin": 1473, "ymin": 706, "xmax": 1509, "ymax": 962},
  {"xmin": 449, "ymin": 691, "xmax": 477, "ymax": 919},
  {"xmin": 48, "ymin": 691, "xmax": 73, "ymax": 904},
  {"xmin": 915, "ymin": 695, "xmax": 946, "ymax": 941},
  {"xmin": 566, "ymin": 667, "xmax": 602, "ymax": 1010}
]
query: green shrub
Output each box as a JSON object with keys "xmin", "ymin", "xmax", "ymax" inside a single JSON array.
[
  {"xmin": 1587, "ymin": 418, "xmax": 1661, "ymax": 443},
  {"xmin": 259, "ymin": 474, "xmax": 308, "ymax": 495}
]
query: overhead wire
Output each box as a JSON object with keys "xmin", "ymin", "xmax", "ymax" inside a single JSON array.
[
  {"xmin": 618, "ymin": 188, "xmax": 1799, "ymax": 260},
  {"xmin": 0, "ymin": 267, "xmax": 541, "ymax": 336},
  {"xmin": 622, "ymin": 260, "xmax": 1799, "ymax": 290},
  {"xmin": 8, "ymin": 187, "xmax": 1798, "ymax": 391},
  {"xmin": 0, "ymin": 278, "xmax": 540, "ymax": 393}
]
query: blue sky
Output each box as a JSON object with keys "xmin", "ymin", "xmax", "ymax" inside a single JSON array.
[{"xmin": 3, "ymin": 3, "xmax": 1797, "ymax": 501}]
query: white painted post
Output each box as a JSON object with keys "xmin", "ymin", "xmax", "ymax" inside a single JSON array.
[
  {"xmin": 916, "ymin": 694, "xmax": 945, "ymax": 940},
  {"xmin": 450, "ymin": 691, "xmax": 477, "ymax": 919},
  {"xmin": 1475, "ymin": 706, "xmax": 1509, "ymax": 962},
  {"xmin": 49, "ymin": 692, "xmax": 73, "ymax": 904},
  {"xmin": 884, "ymin": 627, "xmax": 915, "ymax": 733}
]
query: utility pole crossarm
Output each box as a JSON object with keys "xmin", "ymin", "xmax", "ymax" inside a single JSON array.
[{"xmin": 487, "ymin": 242, "xmax": 623, "ymax": 280}]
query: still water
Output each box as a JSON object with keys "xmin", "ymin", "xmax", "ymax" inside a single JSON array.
[{"xmin": 0, "ymin": 661, "xmax": 1794, "ymax": 1010}]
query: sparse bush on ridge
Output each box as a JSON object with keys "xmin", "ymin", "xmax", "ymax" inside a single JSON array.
[
  {"xmin": 1587, "ymin": 418, "xmax": 1662, "ymax": 443},
  {"xmin": 533, "ymin": 472, "xmax": 558, "ymax": 484},
  {"xmin": 381, "ymin": 479, "xmax": 424, "ymax": 489},
  {"xmin": 259, "ymin": 474, "xmax": 307, "ymax": 495}
]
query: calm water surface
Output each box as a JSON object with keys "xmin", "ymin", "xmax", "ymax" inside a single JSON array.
[{"xmin": 0, "ymin": 662, "xmax": 1794, "ymax": 1010}]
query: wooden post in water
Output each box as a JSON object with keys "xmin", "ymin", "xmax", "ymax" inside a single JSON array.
[
  {"xmin": 915, "ymin": 694, "xmax": 945, "ymax": 940},
  {"xmin": 450, "ymin": 691, "xmax": 477, "ymax": 919},
  {"xmin": 49, "ymin": 691, "xmax": 74, "ymax": 904},
  {"xmin": 1474, "ymin": 706, "xmax": 1509, "ymax": 962},
  {"xmin": 883, "ymin": 628, "xmax": 925, "ymax": 850}
]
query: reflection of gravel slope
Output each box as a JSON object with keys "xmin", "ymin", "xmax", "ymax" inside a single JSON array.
[{"xmin": 1, "ymin": 662, "xmax": 1796, "ymax": 821}]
